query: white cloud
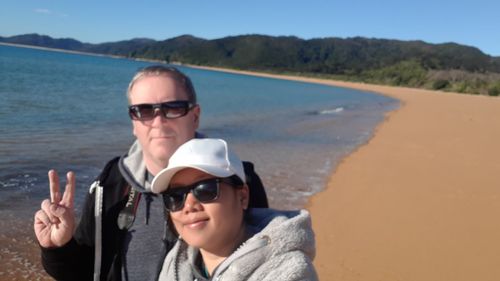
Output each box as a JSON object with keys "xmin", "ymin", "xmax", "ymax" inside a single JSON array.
[
  {"xmin": 34, "ymin": 8, "xmax": 68, "ymax": 17},
  {"xmin": 34, "ymin": 8, "xmax": 52, "ymax": 14}
]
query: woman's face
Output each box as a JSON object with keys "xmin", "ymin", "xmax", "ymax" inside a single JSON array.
[{"xmin": 168, "ymin": 168, "xmax": 249, "ymax": 255}]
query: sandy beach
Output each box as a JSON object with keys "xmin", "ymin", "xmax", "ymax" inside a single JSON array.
[
  {"xmin": 306, "ymin": 83, "xmax": 500, "ymax": 281},
  {"xmin": 190, "ymin": 66, "xmax": 500, "ymax": 281}
]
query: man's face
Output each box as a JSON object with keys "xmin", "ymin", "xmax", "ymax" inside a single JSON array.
[{"xmin": 129, "ymin": 75, "xmax": 200, "ymax": 174}]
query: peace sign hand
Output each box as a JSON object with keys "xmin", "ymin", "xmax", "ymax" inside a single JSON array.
[{"xmin": 34, "ymin": 170, "xmax": 76, "ymax": 248}]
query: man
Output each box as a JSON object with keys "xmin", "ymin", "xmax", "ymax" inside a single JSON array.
[{"xmin": 34, "ymin": 65, "xmax": 268, "ymax": 281}]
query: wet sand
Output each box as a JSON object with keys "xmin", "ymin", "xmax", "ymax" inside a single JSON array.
[{"xmin": 0, "ymin": 215, "xmax": 52, "ymax": 281}]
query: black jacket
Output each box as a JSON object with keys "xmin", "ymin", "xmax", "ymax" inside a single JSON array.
[{"xmin": 41, "ymin": 157, "xmax": 268, "ymax": 281}]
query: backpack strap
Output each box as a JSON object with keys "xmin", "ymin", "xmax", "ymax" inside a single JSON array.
[{"xmin": 92, "ymin": 180, "xmax": 104, "ymax": 281}]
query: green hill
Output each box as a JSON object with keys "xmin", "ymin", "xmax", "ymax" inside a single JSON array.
[{"xmin": 1, "ymin": 33, "xmax": 499, "ymax": 96}]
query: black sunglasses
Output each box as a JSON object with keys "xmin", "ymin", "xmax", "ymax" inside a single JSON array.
[
  {"xmin": 162, "ymin": 176, "xmax": 243, "ymax": 212},
  {"xmin": 128, "ymin": 100, "xmax": 195, "ymax": 121}
]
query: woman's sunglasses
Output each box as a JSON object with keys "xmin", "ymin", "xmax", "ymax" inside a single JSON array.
[
  {"xmin": 128, "ymin": 100, "xmax": 195, "ymax": 121},
  {"xmin": 162, "ymin": 176, "xmax": 243, "ymax": 212}
]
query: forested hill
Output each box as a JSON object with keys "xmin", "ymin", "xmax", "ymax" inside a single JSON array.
[{"xmin": 2, "ymin": 33, "xmax": 499, "ymax": 96}]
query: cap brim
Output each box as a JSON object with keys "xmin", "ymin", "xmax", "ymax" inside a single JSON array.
[
  {"xmin": 150, "ymin": 166, "xmax": 185, "ymax": 193},
  {"xmin": 151, "ymin": 164, "xmax": 236, "ymax": 193}
]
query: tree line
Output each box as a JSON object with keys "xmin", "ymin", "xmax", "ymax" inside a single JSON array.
[{"xmin": 2, "ymin": 33, "xmax": 499, "ymax": 96}]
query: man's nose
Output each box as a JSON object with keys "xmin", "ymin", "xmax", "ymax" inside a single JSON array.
[{"xmin": 151, "ymin": 108, "xmax": 166, "ymax": 126}]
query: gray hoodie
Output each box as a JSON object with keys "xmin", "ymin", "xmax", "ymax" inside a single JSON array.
[
  {"xmin": 118, "ymin": 140, "xmax": 168, "ymax": 281},
  {"xmin": 159, "ymin": 208, "xmax": 318, "ymax": 281}
]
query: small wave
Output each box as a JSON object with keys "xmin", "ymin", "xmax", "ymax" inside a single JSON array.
[
  {"xmin": 318, "ymin": 107, "xmax": 344, "ymax": 115},
  {"xmin": 0, "ymin": 174, "xmax": 38, "ymax": 190}
]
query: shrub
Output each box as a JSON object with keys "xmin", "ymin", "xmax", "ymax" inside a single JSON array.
[
  {"xmin": 488, "ymin": 82, "xmax": 500, "ymax": 96},
  {"xmin": 432, "ymin": 79, "xmax": 450, "ymax": 90}
]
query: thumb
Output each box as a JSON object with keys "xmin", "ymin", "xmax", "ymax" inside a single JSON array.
[
  {"xmin": 49, "ymin": 203, "xmax": 74, "ymax": 225},
  {"xmin": 50, "ymin": 204, "xmax": 66, "ymax": 216}
]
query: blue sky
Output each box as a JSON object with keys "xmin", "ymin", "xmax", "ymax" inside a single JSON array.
[{"xmin": 1, "ymin": 0, "xmax": 499, "ymax": 56}]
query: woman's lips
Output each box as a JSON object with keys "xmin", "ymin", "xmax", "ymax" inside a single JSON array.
[{"xmin": 184, "ymin": 218, "xmax": 208, "ymax": 229}]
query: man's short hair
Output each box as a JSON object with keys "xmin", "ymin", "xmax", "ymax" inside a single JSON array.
[{"xmin": 127, "ymin": 65, "xmax": 197, "ymax": 104}]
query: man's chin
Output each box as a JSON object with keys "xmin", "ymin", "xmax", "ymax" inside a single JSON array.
[{"xmin": 149, "ymin": 142, "xmax": 177, "ymax": 158}]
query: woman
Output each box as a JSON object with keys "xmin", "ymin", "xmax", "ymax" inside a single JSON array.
[{"xmin": 151, "ymin": 138, "xmax": 317, "ymax": 281}]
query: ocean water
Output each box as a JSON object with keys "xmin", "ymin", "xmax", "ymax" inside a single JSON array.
[{"xmin": 0, "ymin": 44, "xmax": 398, "ymax": 213}]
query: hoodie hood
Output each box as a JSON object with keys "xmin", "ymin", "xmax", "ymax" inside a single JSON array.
[
  {"xmin": 118, "ymin": 140, "xmax": 150, "ymax": 192},
  {"xmin": 211, "ymin": 208, "xmax": 316, "ymax": 278},
  {"xmin": 245, "ymin": 208, "xmax": 316, "ymax": 260}
]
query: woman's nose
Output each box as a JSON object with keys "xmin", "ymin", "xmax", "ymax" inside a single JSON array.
[{"xmin": 183, "ymin": 192, "xmax": 202, "ymax": 211}]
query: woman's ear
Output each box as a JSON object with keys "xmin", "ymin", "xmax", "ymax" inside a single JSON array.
[{"xmin": 239, "ymin": 184, "xmax": 250, "ymax": 210}]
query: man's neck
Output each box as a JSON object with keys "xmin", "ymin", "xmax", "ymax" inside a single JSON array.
[{"xmin": 143, "ymin": 156, "xmax": 167, "ymax": 176}]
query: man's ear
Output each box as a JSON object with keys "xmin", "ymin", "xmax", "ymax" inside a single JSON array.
[{"xmin": 192, "ymin": 105, "xmax": 201, "ymax": 128}]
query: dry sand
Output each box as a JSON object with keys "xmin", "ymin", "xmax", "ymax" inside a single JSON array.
[
  {"xmin": 190, "ymin": 66, "xmax": 500, "ymax": 281},
  {"xmin": 306, "ymin": 83, "xmax": 500, "ymax": 281}
]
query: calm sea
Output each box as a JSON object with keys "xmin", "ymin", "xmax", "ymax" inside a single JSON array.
[{"xmin": 0, "ymin": 44, "xmax": 398, "ymax": 214}]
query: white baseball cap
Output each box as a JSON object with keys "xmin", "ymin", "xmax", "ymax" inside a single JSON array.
[{"xmin": 151, "ymin": 138, "xmax": 246, "ymax": 193}]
